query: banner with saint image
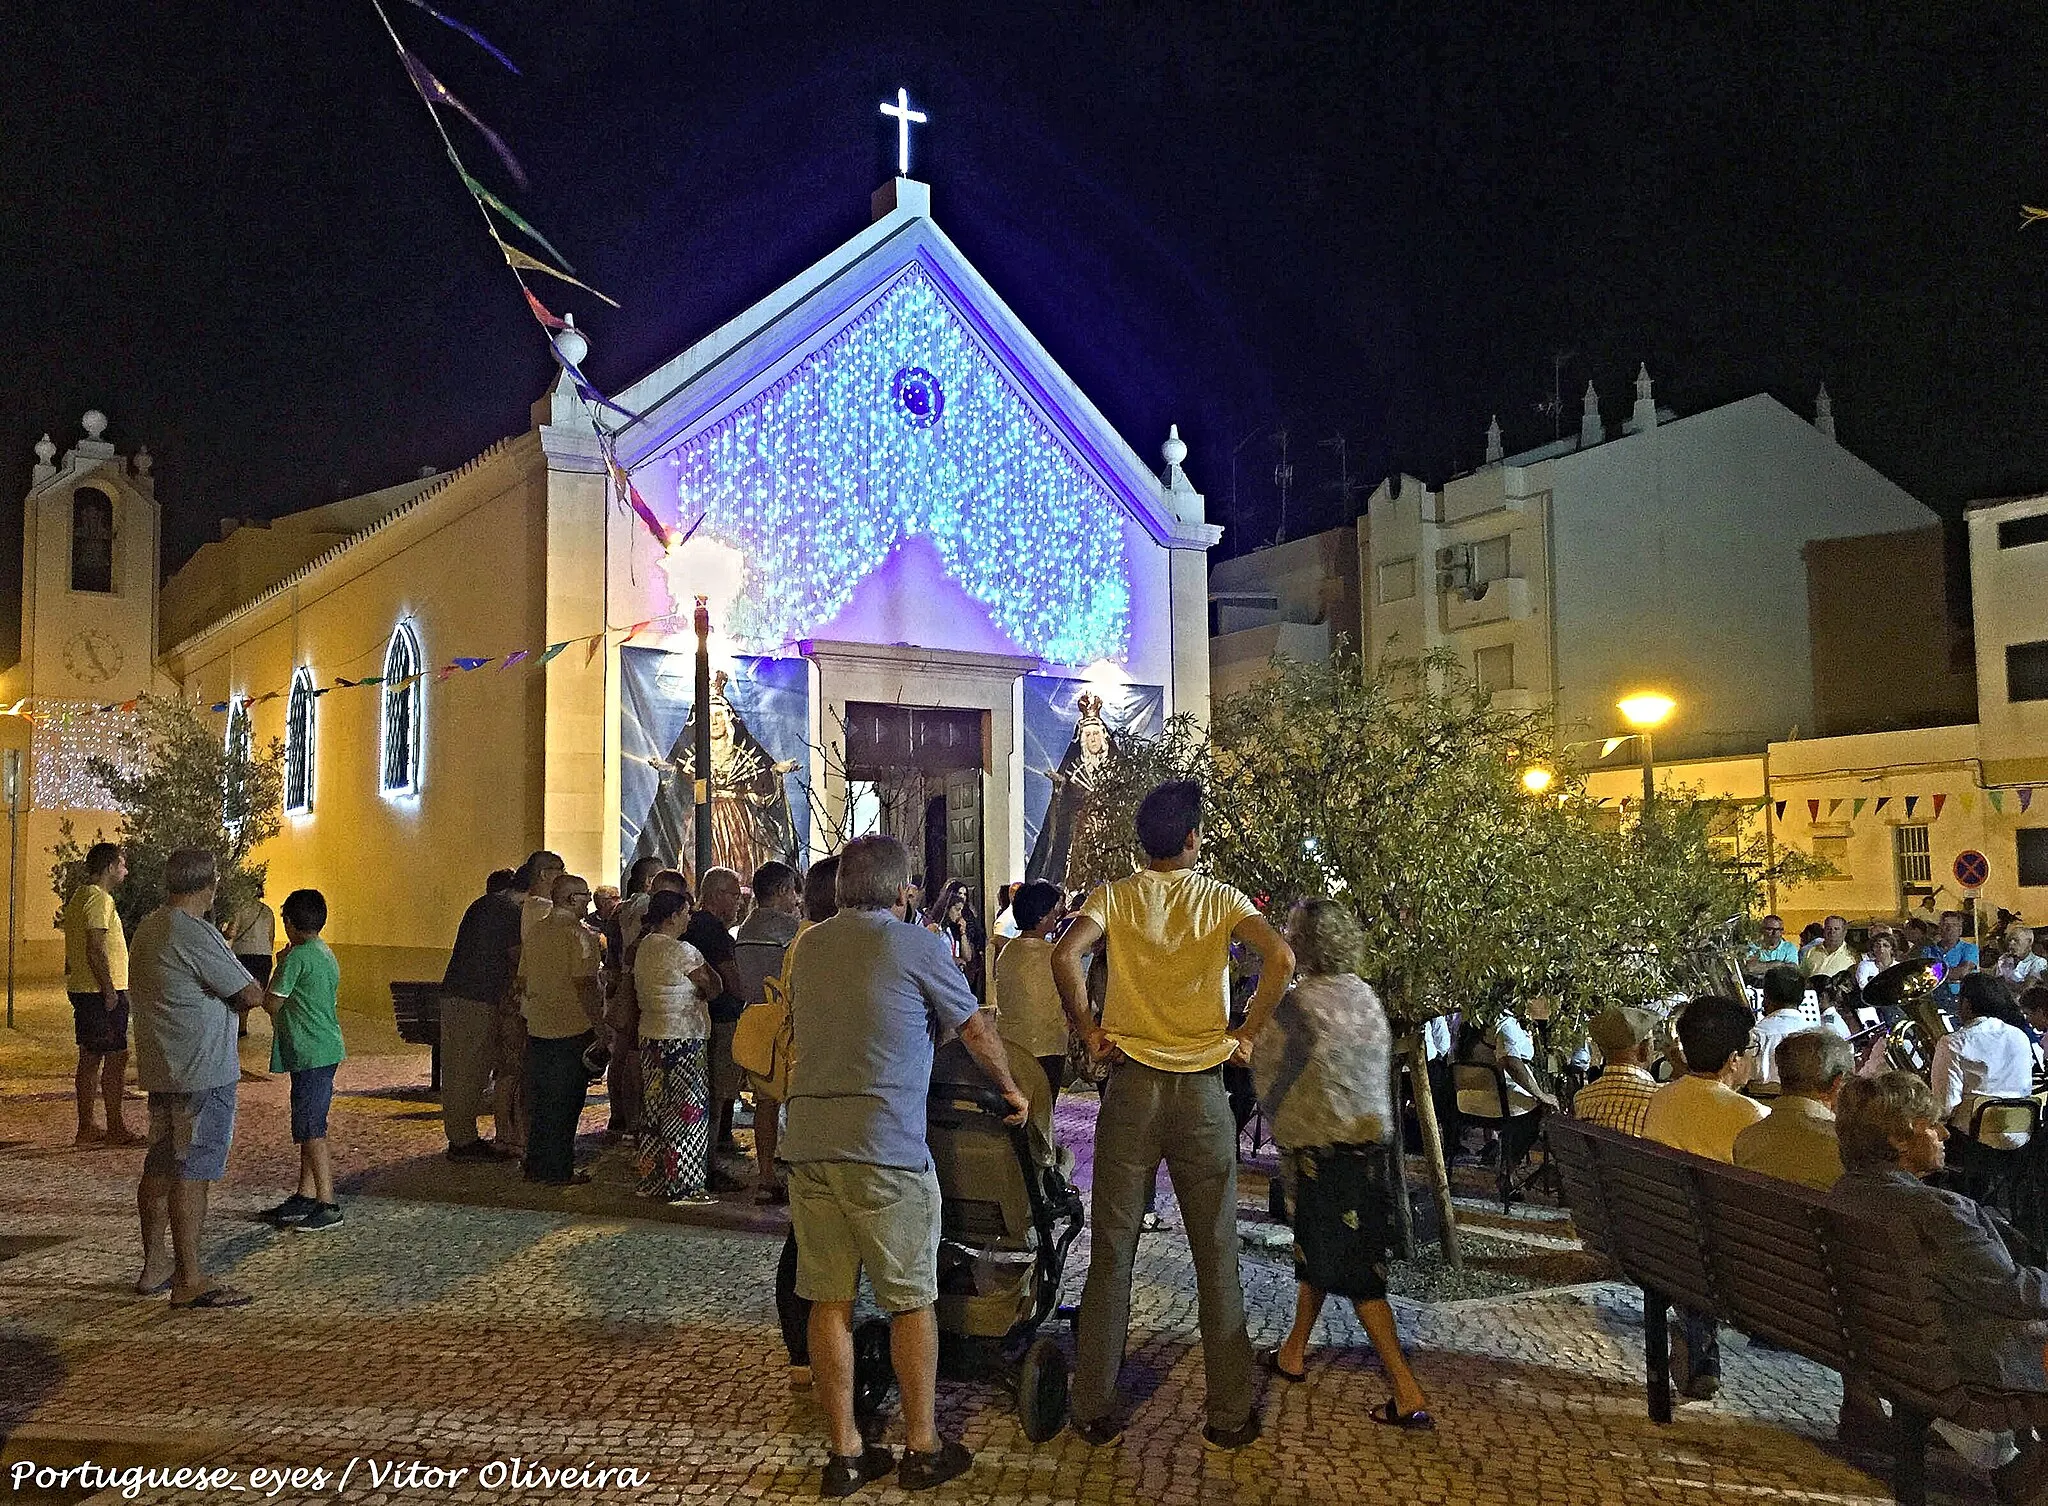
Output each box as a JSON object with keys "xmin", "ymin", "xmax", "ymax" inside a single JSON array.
[{"xmin": 1021, "ymin": 674, "xmax": 1164, "ymax": 886}]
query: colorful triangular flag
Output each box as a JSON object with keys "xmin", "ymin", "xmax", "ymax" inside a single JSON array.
[
  {"xmin": 536, "ymin": 642, "xmax": 568, "ymax": 665},
  {"xmin": 1874, "ymin": 796, "xmax": 1890, "ymax": 814},
  {"xmin": 1960, "ymin": 793, "xmax": 1975, "ymax": 815},
  {"xmin": 461, "ymin": 171, "xmax": 571, "ymax": 268},
  {"xmin": 1774, "ymin": 801, "xmax": 1787, "ymax": 820},
  {"xmin": 499, "ymin": 650, "xmax": 530, "ymax": 671},
  {"xmin": 1852, "ymin": 797, "xmax": 1867, "ymax": 818},
  {"xmin": 1807, "ymin": 799, "xmax": 1821, "ymax": 822},
  {"xmin": 506, "ymin": 245, "xmax": 619, "ymax": 308},
  {"xmin": 1932, "ymin": 793, "xmax": 1948, "ymax": 820},
  {"xmin": 1827, "ymin": 798, "xmax": 1844, "ymax": 818},
  {"xmin": 585, "ymin": 635, "xmax": 605, "ymax": 667},
  {"xmin": 1905, "ymin": 795, "xmax": 1919, "ymax": 818},
  {"xmin": 2022, "ymin": 787, "xmax": 2037, "ymax": 814},
  {"xmin": 400, "ymin": 0, "xmax": 521, "ymax": 75},
  {"xmin": 1990, "ymin": 789, "xmax": 2006, "ymax": 813},
  {"xmin": 453, "ymin": 656, "xmax": 491, "ymax": 671}
]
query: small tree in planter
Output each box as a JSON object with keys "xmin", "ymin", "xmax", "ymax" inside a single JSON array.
[{"xmin": 51, "ymin": 696, "xmax": 284, "ymax": 933}]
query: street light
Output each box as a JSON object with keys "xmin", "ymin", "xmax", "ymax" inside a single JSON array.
[
  {"xmin": 1521, "ymin": 765, "xmax": 1555, "ymax": 796},
  {"xmin": 1616, "ymin": 692, "xmax": 1677, "ymax": 808}
]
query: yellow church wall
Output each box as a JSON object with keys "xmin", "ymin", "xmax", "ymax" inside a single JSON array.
[{"xmin": 163, "ymin": 438, "xmax": 552, "ymax": 1013}]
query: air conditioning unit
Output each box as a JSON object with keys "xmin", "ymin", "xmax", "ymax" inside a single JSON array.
[{"xmin": 1434, "ymin": 544, "xmax": 1473, "ymax": 593}]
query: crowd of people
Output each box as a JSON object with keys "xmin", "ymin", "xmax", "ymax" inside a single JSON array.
[
  {"xmin": 1558, "ymin": 911, "xmax": 2048, "ymax": 1501},
  {"xmin": 70, "ymin": 792, "xmax": 2048, "ymax": 1494}
]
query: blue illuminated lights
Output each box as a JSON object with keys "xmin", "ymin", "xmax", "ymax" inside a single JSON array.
[{"xmin": 666, "ymin": 264, "xmax": 1132, "ymax": 665}]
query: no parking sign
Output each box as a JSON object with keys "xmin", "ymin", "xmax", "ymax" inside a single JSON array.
[{"xmin": 1954, "ymin": 849, "xmax": 1990, "ymax": 890}]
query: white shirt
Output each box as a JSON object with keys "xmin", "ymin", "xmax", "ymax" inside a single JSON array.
[
  {"xmin": 1753, "ymin": 1005, "xmax": 1851, "ymax": 1084},
  {"xmin": 1996, "ymin": 953, "xmax": 2047, "ymax": 991},
  {"xmin": 230, "ymin": 901, "xmax": 275, "ymax": 959},
  {"xmin": 1929, "ymin": 1015, "xmax": 2036, "ymax": 1147},
  {"xmin": 1422, "ymin": 1015, "xmax": 1454, "ymax": 1062},
  {"xmin": 1459, "ymin": 1016, "xmax": 1539, "ymax": 1117},
  {"xmin": 633, "ymin": 933, "xmax": 710, "ymax": 1043},
  {"xmin": 1853, "ymin": 955, "xmax": 1888, "ymax": 990}
]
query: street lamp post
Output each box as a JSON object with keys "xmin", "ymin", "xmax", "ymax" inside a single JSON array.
[
  {"xmin": 1616, "ymin": 693, "xmax": 1677, "ymax": 812},
  {"xmin": 693, "ymin": 595, "xmax": 713, "ymax": 882}
]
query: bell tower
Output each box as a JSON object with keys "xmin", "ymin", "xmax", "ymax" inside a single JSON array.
[{"xmin": 19, "ymin": 410, "xmax": 160, "ymax": 710}]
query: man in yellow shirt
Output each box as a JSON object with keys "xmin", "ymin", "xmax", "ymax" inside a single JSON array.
[
  {"xmin": 1053, "ymin": 780, "xmax": 1294, "ymax": 1451},
  {"xmin": 64, "ymin": 842, "xmax": 137, "ymax": 1146}
]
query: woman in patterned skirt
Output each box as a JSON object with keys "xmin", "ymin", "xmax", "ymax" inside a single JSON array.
[
  {"xmin": 632, "ymin": 891, "xmax": 720, "ymax": 1205},
  {"xmin": 1251, "ymin": 898, "xmax": 1432, "ymax": 1428}
]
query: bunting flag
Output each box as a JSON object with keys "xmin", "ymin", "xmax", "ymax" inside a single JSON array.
[
  {"xmin": 1961, "ymin": 793, "xmax": 1975, "ymax": 816},
  {"xmin": 522, "ymin": 286, "xmax": 568, "ymax": 330},
  {"xmin": 1852, "ymin": 797, "xmax": 1867, "ymax": 818},
  {"xmin": 403, "ymin": 53, "xmax": 527, "ymax": 186},
  {"xmin": 1905, "ymin": 795, "xmax": 1919, "ymax": 818},
  {"xmin": 1774, "ymin": 801, "xmax": 1787, "ymax": 820},
  {"xmin": 1990, "ymin": 790, "xmax": 2006, "ymax": 813},
  {"xmin": 2022, "ymin": 788, "xmax": 2036, "ymax": 814},
  {"xmin": 499, "ymin": 650, "xmax": 529, "ymax": 671},
  {"xmin": 1932, "ymin": 793, "xmax": 1948, "ymax": 820},
  {"xmin": 536, "ymin": 642, "xmax": 569, "ymax": 665},
  {"xmin": 585, "ymin": 636, "xmax": 605, "ymax": 667},
  {"xmin": 622, "ymin": 620, "xmax": 654, "ymax": 646},
  {"xmin": 460, "ymin": 171, "xmax": 572, "ymax": 269},
  {"xmin": 1807, "ymin": 799, "xmax": 1820, "ymax": 822},
  {"xmin": 1875, "ymin": 796, "xmax": 1890, "ymax": 814},
  {"xmin": 1827, "ymin": 798, "xmax": 1845, "ymax": 818},
  {"xmin": 400, "ymin": 0, "xmax": 521, "ymax": 73},
  {"xmin": 453, "ymin": 656, "xmax": 492, "ymax": 671},
  {"xmin": 505, "ymin": 245, "xmax": 619, "ymax": 308},
  {"xmin": 436, "ymin": 666, "xmax": 459, "ymax": 683}
]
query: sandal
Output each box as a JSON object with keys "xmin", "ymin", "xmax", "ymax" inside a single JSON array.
[
  {"xmin": 1369, "ymin": 1398, "xmax": 1434, "ymax": 1431},
  {"xmin": 170, "ymin": 1285, "xmax": 254, "ymax": 1311},
  {"xmin": 1261, "ymin": 1348, "xmax": 1306, "ymax": 1383},
  {"xmin": 134, "ymin": 1275, "xmax": 173, "ymax": 1296},
  {"xmin": 821, "ymin": 1445, "xmax": 894, "ymax": 1498}
]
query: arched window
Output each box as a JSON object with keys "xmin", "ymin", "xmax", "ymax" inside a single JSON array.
[
  {"xmin": 70, "ymin": 488, "xmax": 114, "ymax": 593},
  {"xmin": 224, "ymin": 697, "xmax": 252, "ymax": 765},
  {"xmin": 381, "ymin": 625, "xmax": 422, "ymax": 795},
  {"xmin": 284, "ymin": 670, "xmax": 315, "ymax": 814}
]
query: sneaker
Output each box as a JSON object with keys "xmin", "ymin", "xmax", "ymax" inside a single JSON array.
[
  {"xmin": 445, "ymin": 1142, "xmax": 499, "ymax": 1163},
  {"xmin": 262, "ymin": 1194, "xmax": 321, "ymax": 1223},
  {"xmin": 667, "ymin": 1190, "xmax": 719, "ymax": 1206},
  {"xmin": 821, "ymin": 1445, "xmax": 894, "ymax": 1499},
  {"xmin": 897, "ymin": 1439, "xmax": 971, "ymax": 1492},
  {"xmin": 1071, "ymin": 1414, "xmax": 1124, "ymax": 1447},
  {"xmin": 296, "ymin": 1204, "xmax": 344, "ymax": 1232},
  {"xmin": 1202, "ymin": 1415, "xmax": 1263, "ymax": 1450}
]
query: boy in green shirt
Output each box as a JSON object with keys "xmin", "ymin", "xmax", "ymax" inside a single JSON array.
[{"xmin": 258, "ymin": 889, "xmax": 345, "ymax": 1230}]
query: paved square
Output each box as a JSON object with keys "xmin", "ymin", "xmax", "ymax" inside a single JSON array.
[{"xmin": 0, "ymin": 1009, "xmax": 1993, "ymax": 1503}]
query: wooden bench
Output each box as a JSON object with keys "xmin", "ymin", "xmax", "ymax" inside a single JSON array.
[
  {"xmin": 389, "ymin": 982, "xmax": 443, "ymax": 1091},
  {"xmin": 1550, "ymin": 1115, "xmax": 2048, "ymax": 1506}
]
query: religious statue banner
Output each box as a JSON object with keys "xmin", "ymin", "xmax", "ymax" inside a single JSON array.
[
  {"xmin": 620, "ymin": 648, "xmax": 810, "ymax": 882},
  {"xmin": 1021, "ymin": 674, "xmax": 1164, "ymax": 886}
]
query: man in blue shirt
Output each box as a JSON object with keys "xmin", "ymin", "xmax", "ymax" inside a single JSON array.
[
  {"xmin": 1923, "ymin": 909, "xmax": 1980, "ymax": 1002},
  {"xmin": 1743, "ymin": 915, "xmax": 1800, "ymax": 981},
  {"xmin": 783, "ymin": 835, "xmax": 1027, "ymax": 1497}
]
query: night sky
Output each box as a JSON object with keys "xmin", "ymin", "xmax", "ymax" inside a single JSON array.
[{"xmin": 9, "ymin": 2, "xmax": 2048, "ymax": 590}]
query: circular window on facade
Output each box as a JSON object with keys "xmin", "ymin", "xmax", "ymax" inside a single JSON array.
[{"xmin": 892, "ymin": 366, "xmax": 945, "ymax": 429}]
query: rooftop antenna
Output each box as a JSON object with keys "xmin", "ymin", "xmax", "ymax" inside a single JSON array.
[
  {"xmin": 1320, "ymin": 432, "xmax": 1357, "ymax": 515},
  {"xmin": 1536, "ymin": 349, "xmax": 1577, "ymax": 440},
  {"xmin": 1273, "ymin": 429, "xmax": 1295, "ymax": 543}
]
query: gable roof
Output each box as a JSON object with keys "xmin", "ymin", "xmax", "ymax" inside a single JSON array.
[{"xmin": 609, "ymin": 183, "xmax": 1206, "ymax": 553}]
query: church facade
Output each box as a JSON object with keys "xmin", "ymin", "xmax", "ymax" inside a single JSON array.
[{"xmin": 10, "ymin": 177, "xmax": 1219, "ymax": 1005}]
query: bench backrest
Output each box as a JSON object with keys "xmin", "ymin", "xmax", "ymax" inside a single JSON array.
[{"xmin": 1549, "ymin": 1116, "xmax": 1964, "ymax": 1409}]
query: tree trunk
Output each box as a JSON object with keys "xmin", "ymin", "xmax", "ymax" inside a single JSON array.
[
  {"xmin": 1404, "ymin": 1033, "xmax": 1462, "ymax": 1269},
  {"xmin": 1388, "ymin": 1034, "xmax": 1415, "ymax": 1259}
]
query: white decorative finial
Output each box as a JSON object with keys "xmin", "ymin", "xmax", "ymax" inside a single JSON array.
[
  {"xmin": 33, "ymin": 434, "xmax": 55, "ymax": 466},
  {"xmin": 133, "ymin": 444, "xmax": 153, "ymax": 476},
  {"xmin": 879, "ymin": 88, "xmax": 928, "ymax": 177},
  {"xmin": 1162, "ymin": 424, "xmax": 1187, "ymax": 469},
  {"xmin": 554, "ymin": 309, "xmax": 589, "ymax": 369},
  {"xmin": 1579, "ymin": 381, "xmax": 1605, "ymax": 447},
  {"xmin": 81, "ymin": 410, "xmax": 107, "ymax": 441},
  {"xmin": 1626, "ymin": 363, "xmax": 1659, "ymax": 434},
  {"xmin": 1485, "ymin": 414, "xmax": 1503, "ymax": 465},
  {"xmin": 1814, "ymin": 383, "xmax": 1836, "ymax": 442}
]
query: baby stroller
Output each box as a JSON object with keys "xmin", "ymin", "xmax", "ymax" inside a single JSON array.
[{"xmin": 924, "ymin": 1038, "xmax": 1086, "ymax": 1441}]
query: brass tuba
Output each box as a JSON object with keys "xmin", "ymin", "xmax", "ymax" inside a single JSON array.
[{"xmin": 1864, "ymin": 958, "xmax": 1945, "ymax": 1072}]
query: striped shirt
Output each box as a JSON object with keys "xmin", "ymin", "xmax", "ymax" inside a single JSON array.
[{"xmin": 1571, "ymin": 1064, "xmax": 1659, "ymax": 1137}]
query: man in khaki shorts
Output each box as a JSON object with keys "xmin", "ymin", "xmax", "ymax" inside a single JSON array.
[{"xmin": 781, "ymin": 836, "xmax": 1026, "ymax": 1498}]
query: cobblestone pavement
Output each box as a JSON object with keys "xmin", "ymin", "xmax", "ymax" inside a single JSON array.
[{"xmin": 0, "ymin": 1009, "xmax": 1993, "ymax": 1504}]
